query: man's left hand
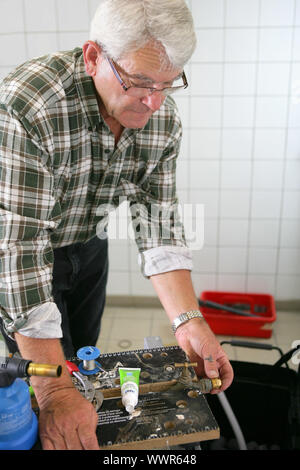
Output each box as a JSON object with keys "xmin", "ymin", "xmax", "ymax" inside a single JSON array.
[{"xmin": 175, "ymin": 318, "xmax": 234, "ymax": 393}]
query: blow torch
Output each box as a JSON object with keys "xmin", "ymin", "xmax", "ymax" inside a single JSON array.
[{"xmin": 0, "ymin": 355, "xmax": 62, "ymax": 382}]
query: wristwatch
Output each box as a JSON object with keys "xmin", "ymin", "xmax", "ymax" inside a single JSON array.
[{"xmin": 171, "ymin": 310, "xmax": 204, "ymax": 334}]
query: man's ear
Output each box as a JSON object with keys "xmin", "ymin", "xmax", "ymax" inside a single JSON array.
[{"xmin": 82, "ymin": 41, "xmax": 102, "ymax": 77}]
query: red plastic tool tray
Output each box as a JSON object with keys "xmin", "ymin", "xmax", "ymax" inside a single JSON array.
[{"xmin": 199, "ymin": 291, "xmax": 276, "ymax": 338}]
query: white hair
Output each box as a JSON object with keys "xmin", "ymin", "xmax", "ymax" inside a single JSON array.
[{"xmin": 89, "ymin": 0, "xmax": 197, "ymax": 69}]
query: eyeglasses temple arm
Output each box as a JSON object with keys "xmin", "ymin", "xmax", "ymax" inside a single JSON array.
[{"xmin": 106, "ymin": 56, "xmax": 129, "ymax": 91}]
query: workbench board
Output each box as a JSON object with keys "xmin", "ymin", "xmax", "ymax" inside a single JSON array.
[
  {"xmin": 97, "ymin": 387, "xmax": 219, "ymax": 449},
  {"xmin": 75, "ymin": 346, "xmax": 220, "ymax": 450}
]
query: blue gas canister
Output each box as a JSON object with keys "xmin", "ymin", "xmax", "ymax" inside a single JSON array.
[
  {"xmin": 0, "ymin": 357, "xmax": 62, "ymax": 450},
  {"xmin": 0, "ymin": 376, "xmax": 38, "ymax": 450},
  {"xmin": 0, "ymin": 355, "xmax": 61, "ymax": 450}
]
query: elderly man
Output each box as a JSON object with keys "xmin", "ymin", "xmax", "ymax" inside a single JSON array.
[{"xmin": 0, "ymin": 0, "xmax": 233, "ymax": 450}]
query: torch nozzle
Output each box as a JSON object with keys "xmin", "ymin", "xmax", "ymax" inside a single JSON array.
[{"xmin": 27, "ymin": 363, "xmax": 62, "ymax": 378}]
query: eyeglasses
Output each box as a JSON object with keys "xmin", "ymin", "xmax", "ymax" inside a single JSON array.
[{"xmin": 106, "ymin": 56, "xmax": 188, "ymax": 98}]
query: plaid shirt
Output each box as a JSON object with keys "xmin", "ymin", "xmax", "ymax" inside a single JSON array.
[{"xmin": 0, "ymin": 47, "xmax": 192, "ymax": 336}]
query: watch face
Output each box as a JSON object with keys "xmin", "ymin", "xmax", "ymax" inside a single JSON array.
[{"xmin": 172, "ymin": 314, "xmax": 188, "ymax": 333}]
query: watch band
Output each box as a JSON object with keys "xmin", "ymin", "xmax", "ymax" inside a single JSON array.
[{"xmin": 172, "ymin": 310, "xmax": 204, "ymax": 334}]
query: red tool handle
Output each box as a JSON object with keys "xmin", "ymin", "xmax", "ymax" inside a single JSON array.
[{"xmin": 66, "ymin": 360, "xmax": 79, "ymax": 374}]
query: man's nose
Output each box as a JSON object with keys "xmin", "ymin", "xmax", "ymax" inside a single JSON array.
[{"xmin": 141, "ymin": 92, "xmax": 165, "ymax": 111}]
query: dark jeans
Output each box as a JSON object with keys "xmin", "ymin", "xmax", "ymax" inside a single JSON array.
[{"xmin": 0, "ymin": 236, "xmax": 108, "ymax": 358}]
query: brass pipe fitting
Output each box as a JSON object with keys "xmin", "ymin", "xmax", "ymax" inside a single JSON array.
[
  {"xmin": 27, "ymin": 363, "xmax": 62, "ymax": 378},
  {"xmin": 211, "ymin": 377, "xmax": 222, "ymax": 390}
]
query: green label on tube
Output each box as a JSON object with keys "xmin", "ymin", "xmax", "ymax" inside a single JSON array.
[{"xmin": 119, "ymin": 367, "xmax": 141, "ymax": 387}]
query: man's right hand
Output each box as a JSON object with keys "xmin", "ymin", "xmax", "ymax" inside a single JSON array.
[
  {"xmin": 14, "ymin": 333, "xmax": 100, "ymax": 450},
  {"xmin": 38, "ymin": 386, "xmax": 100, "ymax": 450}
]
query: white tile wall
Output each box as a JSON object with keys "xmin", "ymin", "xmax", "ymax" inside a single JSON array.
[
  {"xmin": 24, "ymin": 0, "xmax": 57, "ymax": 32},
  {"xmin": 0, "ymin": 0, "xmax": 299, "ymax": 301}
]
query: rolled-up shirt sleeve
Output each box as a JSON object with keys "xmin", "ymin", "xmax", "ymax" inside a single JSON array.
[
  {"xmin": 138, "ymin": 245, "xmax": 193, "ymax": 278},
  {"xmin": 0, "ymin": 106, "xmax": 61, "ymax": 337},
  {"xmin": 12, "ymin": 301, "xmax": 63, "ymax": 339}
]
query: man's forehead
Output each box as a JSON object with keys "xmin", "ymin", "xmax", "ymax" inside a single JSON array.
[{"xmin": 119, "ymin": 40, "xmax": 181, "ymax": 80}]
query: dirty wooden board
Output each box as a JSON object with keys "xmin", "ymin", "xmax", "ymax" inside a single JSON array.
[{"xmin": 71, "ymin": 346, "xmax": 220, "ymax": 450}]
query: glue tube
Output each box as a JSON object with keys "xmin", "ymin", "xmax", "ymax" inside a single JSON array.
[{"xmin": 119, "ymin": 367, "xmax": 141, "ymax": 414}]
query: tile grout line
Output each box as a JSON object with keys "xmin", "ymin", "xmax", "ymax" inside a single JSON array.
[
  {"xmin": 245, "ymin": 0, "xmax": 262, "ymax": 293},
  {"xmin": 274, "ymin": 0, "xmax": 298, "ymax": 297}
]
